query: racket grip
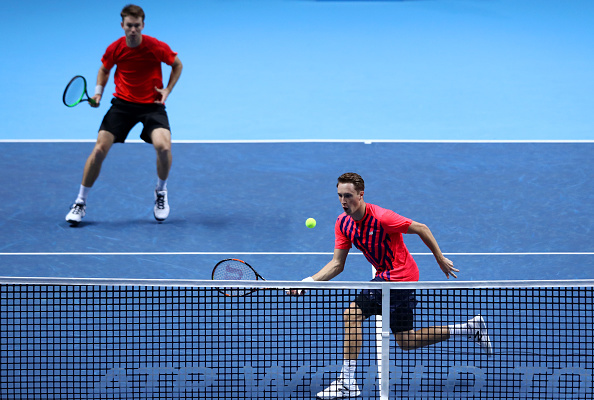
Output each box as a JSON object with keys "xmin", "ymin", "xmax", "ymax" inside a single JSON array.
[{"xmin": 89, "ymin": 98, "xmax": 97, "ymax": 106}]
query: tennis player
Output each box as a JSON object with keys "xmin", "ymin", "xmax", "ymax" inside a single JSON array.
[
  {"xmin": 65, "ymin": 4, "xmax": 182, "ymax": 225},
  {"xmin": 292, "ymin": 172, "xmax": 492, "ymax": 399}
]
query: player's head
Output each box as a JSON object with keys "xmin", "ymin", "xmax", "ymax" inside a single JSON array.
[
  {"xmin": 337, "ymin": 172, "xmax": 365, "ymax": 194},
  {"xmin": 121, "ymin": 4, "xmax": 145, "ymax": 47},
  {"xmin": 337, "ymin": 173, "xmax": 365, "ymax": 217},
  {"xmin": 121, "ymin": 4, "xmax": 145, "ymax": 22}
]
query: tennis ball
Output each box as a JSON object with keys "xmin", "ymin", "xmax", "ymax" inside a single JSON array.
[{"xmin": 305, "ymin": 218, "xmax": 316, "ymax": 228}]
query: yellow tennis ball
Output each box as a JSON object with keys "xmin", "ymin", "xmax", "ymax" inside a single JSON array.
[{"xmin": 305, "ymin": 218, "xmax": 316, "ymax": 228}]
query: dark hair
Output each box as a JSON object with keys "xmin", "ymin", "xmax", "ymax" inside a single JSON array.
[
  {"xmin": 337, "ymin": 172, "xmax": 365, "ymax": 193},
  {"xmin": 121, "ymin": 4, "xmax": 145, "ymax": 22}
]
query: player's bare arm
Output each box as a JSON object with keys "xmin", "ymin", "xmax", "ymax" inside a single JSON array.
[
  {"xmin": 312, "ymin": 248, "xmax": 349, "ymax": 282},
  {"xmin": 287, "ymin": 248, "xmax": 348, "ymax": 296},
  {"xmin": 407, "ymin": 221, "xmax": 459, "ymax": 279},
  {"xmin": 91, "ymin": 66, "xmax": 111, "ymax": 107},
  {"xmin": 155, "ymin": 56, "xmax": 183, "ymax": 104}
]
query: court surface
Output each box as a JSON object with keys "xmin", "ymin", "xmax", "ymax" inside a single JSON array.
[
  {"xmin": 0, "ymin": 141, "xmax": 592, "ymax": 281},
  {"xmin": 1, "ymin": 0, "xmax": 591, "ymax": 280}
]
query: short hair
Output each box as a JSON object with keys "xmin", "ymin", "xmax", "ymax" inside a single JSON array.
[
  {"xmin": 337, "ymin": 172, "xmax": 365, "ymax": 193},
  {"xmin": 121, "ymin": 4, "xmax": 145, "ymax": 22}
]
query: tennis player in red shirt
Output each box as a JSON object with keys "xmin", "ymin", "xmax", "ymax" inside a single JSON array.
[
  {"xmin": 293, "ymin": 173, "xmax": 492, "ymax": 399},
  {"xmin": 66, "ymin": 4, "xmax": 182, "ymax": 225}
]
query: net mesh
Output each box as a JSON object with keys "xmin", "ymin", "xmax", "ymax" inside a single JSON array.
[{"xmin": 1, "ymin": 279, "xmax": 593, "ymax": 399}]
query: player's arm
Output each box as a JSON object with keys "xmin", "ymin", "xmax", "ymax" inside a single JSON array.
[
  {"xmin": 407, "ymin": 221, "xmax": 459, "ymax": 279},
  {"xmin": 91, "ymin": 65, "xmax": 111, "ymax": 107},
  {"xmin": 155, "ymin": 56, "xmax": 183, "ymax": 104},
  {"xmin": 287, "ymin": 248, "xmax": 349, "ymax": 296},
  {"xmin": 311, "ymin": 248, "xmax": 350, "ymax": 281}
]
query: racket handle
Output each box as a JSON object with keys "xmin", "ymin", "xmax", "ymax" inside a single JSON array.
[{"xmin": 89, "ymin": 98, "xmax": 97, "ymax": 106}]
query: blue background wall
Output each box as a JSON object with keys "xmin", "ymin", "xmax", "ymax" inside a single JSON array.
[{"xmin": 2, "ymin": 0, "xmax": 594, "ymax": 141}]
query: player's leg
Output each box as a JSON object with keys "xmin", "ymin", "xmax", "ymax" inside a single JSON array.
[
  {"xmin": 66, "ymin": 130, "xmax": 115, "ymax": 225},
  {"xmin": 394, "ymin": 326, "xmax": 450, "ymax": 350},
  {"xmin": 82, "ymin": 130, "xmax": 116, "ymax": 188},
  {"xmin": 343, "ymin": 302, "xmax": 365, "ymax": 361},
  {"xmin": 150, "ymin": 127, "xmax": 172, "ymax": 221},
  {"xmin": 317, "ymin": 301, "xmax": 366, "ymax": 399},
  {"xmin": 151, "ymin": 127, "xmax": 172, "ymax": 182},
  {"xmin": 395, "ymin": 315, "xmax": 492, "ymax": 355}
]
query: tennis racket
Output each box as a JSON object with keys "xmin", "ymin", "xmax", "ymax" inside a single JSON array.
[
  {"xmin": 63, "ymin": 75, "xmax": 97, "ymax": 107},
  {"xmin": 211, "ymin": 258, "xmax": 266, "ymax": 297}
]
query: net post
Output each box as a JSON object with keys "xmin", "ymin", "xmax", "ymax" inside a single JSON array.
[
  {"xmin": 375, "ymin": 315, "xmax": 383, "ymax": 392},
  {"xmin": 374, "ymin": 267, "xmax": 383, "ymax": 393},
  {"xmin": 380, "ymin": 282, "xmax": 391, "ymax": 400}
]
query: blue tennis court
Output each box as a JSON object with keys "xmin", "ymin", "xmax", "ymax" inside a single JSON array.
[{"xmin": 1, "ymin": 141, "xmax": 593, "ymax": 280}]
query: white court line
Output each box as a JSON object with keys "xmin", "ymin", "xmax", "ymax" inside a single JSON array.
[
  {"xmin": 0, "ymin": 252, "xmax": 592, "ymax": 256},
  {"xmin": 1, "ymin": 139, "xmax": 594, "ymax": 144}
]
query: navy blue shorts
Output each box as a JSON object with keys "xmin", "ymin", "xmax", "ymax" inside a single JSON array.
[
  {"xmin": 99, "ymin": 97, "xmax": 170, "ymax": 144},
  {"xmin": 354, "ymin": 277, "xmax": 418, "ymax": 334}
]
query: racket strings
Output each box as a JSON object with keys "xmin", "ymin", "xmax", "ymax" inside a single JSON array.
[
  {"xmin": 213, "ymin": 260, "xmax": 258, "ymax": 281},
  {"xmin": 213, "ymin": 259, "xmax": 261, "ymax": 297},
  {"xmin": 63, "ymin": 76, "xmax": 86, "ymax": 107}
]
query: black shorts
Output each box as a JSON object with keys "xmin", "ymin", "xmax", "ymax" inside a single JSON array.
[
  {"xmin": 354, "ymin": 277, "xmax": 418, "ymax": 334},
  {"xmin": 99, "ymin": 98, "xmax": 171, "ymax": 144}
]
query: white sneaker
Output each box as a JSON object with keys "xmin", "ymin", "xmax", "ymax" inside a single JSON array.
[
  {"xmin": 153, "ymin": 190, "xmax": 169, "ymax": 221},
  {"xmin": 316, "ymin": 380, "xmax": 361, "ymax": 399},
  {"xmin": 66, "ymin": 203, "xmax": 86, "ymax": 225},
  {"xmin": 468, "ymin": 315, "xmax": 493, "ymax": 356}
]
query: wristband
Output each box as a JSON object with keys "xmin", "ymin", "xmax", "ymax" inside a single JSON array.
[
  {"xmin": 95, "ymin": 85, "xmax": 104, "ymax": 96},
  {"xmin": 301, "ymin": 277, "xmax": 315, "ymax": 282}
]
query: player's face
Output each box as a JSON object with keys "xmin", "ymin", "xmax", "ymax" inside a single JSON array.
[
  {"xmin": 337, "ymin": 183, "xmax": 364, "ymax": 218},
  {"xmin": 121, "ymin": 16, "xmax": 144, "ymax": 47}
]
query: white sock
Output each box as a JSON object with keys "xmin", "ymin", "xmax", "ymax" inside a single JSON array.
[
  {"xmin": 448, "ymin": 321, "xmax": 471, "ymax": 336},
  {"xmin": 156, "ymin": 179, "xmax": 167, "ymax": 192},
  {"xmin": 339, "ymin": 359, "xmax": 357, "ymax": 388},
  {"xmin": 76, "ymin": 185, "xmax": 91, "ymax": 204}
]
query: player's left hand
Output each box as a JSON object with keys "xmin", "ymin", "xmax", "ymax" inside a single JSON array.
[
  {"xmin": 438, "ymin": 257, "xmax": 459, "ymax": 279},
  {"xmin": 154, "ymin": 87, "xmax": 171, "ymax": 104}
]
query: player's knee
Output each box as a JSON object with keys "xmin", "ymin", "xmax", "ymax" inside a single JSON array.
[
  {"xmin": 394, "ymin": 333, "xmax": 417, "ymax": 351},
  {"xmin": 151, "ymin": 129, "xmax": 171, "ymax": 151},
  {"xmin": 156, "ymin": 144, "xmax": 171, "ymax": 155},
  {"xmin": 91, "ymin": 144, "xmax": 109, "ymax": 161}
]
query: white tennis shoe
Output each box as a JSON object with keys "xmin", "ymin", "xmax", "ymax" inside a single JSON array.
[
  {"xmin": 468, "ymin": 315, "xmax": 493, "ymax": 356},
  {"xmin": 316, "ymin": 379, "xmax": 361, "ymax": 399},
  {"xmin": 153, "ymin": 190, "xmax": 169, "ymax": 222},
  {"xmin": 65, "ymin": 203, "xmax": 86, "ymax": 225}
]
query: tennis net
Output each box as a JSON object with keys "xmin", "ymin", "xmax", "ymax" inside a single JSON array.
[{"xmin": 1, "ymin": 277, "xmax": 593, "ymax": 399}]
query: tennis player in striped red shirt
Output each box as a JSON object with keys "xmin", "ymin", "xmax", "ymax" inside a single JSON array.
[{"xmin": 293, "ymin": 172, "xmax": 492, "ymax": 399}]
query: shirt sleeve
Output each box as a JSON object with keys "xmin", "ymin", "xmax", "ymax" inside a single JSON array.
[
  {"xmin": 334, "ymin": 217, "xmax": 352, "ymax": 249},
  {"xmin": 155, "ymin": 39, "xmax": 178, "ymax": 66},
  {"xmin": 380, "ymin": 208, "xmax": 412, "ymax": 234},
  {"xmin": 101, "ymin": 42, "xmax": 117, "ymax": 70}
]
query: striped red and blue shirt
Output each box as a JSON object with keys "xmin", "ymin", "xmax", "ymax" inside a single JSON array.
[{"xmin": 335, "ymin": 203, "xmax": 419, "ymax": 281}]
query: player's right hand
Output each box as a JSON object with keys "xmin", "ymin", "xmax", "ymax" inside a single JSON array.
[
  {"xmin": 90, "ymin": 95, "xmax": 101, "ymax": 108},
  {"xmin": 285, "ymin": 276, "xmax": 315, "ymax": 296}
]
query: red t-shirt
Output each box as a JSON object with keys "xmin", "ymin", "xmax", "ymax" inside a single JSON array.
[
  {"xmin": 335, "ymin": 203, "xmax": 419, "ymax": 281},
  {"xmin": 101, "ymin": 35, "xmax": 178, "ymax": 104}
]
